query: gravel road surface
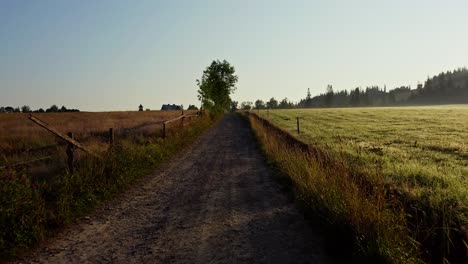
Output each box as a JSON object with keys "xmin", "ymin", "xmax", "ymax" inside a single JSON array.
[{"xmin": 15, "ymin": 114, "xmax": 339, "ymax": 264}]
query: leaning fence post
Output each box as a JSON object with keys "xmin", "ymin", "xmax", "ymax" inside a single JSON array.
[
  {"xmin": 66, "ymin": 132, "xmax": 74, "ymax": 174},
  {"xmin": 162, "ymin": 122, "xmax": 166, "ymax": 139},
  {"xmin": 109, "ymin": 128, "xmax": 114, "ymax": 147},
  {"xmin": 296, "ymin": 117, "xmax": 300, "ymax": 134}
]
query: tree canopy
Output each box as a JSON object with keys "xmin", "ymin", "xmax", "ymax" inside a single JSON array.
[
  {"xmin": 240, "ymin": 101, "xmax": 253, "ymax": 110},
  {"xmin": 266, "ymin": 97, "xmax": 278, "ymax": 109},
  {"xmin": 197, "ymin": 60, "xmax": 238, "ymax": 116}
]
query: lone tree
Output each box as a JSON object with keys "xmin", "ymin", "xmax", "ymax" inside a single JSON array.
[
  {"xmin": 138, "ymin": 104, "xmax": 144, "ymax": 111},
  {"xmin": 197, "ymin": 60, "xmax": 238, "ymax": 116}
]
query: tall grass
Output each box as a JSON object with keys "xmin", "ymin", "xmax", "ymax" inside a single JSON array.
[
  {"xmin": 0, "ymin": 115, "xmax": 212, "ymax": 260},
  {"xmin": 247, "ymin": 111, "xmax": 467, "ymax": 263}
]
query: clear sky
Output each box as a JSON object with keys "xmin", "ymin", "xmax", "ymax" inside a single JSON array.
[{"xmin": 1, "ymin": 0, "xmax": 467, "ymax": 111}]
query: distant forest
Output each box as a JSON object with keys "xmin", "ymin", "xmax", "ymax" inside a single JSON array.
[
  {"xmin": 0, "ymin": 105, "xmax": 79, "ymax": 113},
  {"xmin": 242, "ymin": 67, "xmax": 468, "ymax": 110}
]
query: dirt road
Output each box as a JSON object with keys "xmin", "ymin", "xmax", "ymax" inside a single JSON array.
[{"xmin": 17, "ymin": 114, "xmax": 339, "ymax": 264}]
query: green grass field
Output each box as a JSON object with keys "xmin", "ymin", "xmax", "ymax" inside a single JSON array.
[
  {"xmin": 254, "ymin": 105, "xmax": 467, "ymax": 262},
  {"xmin": 260, "ymin": 106, "xmax": 467, "ymax": 192}
]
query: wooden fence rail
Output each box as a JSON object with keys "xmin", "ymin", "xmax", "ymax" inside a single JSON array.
[
  {"xmin": 162, "ymin": 113, "xmax": 200, "ymax": 139},
  {"xmin": 29, "ymin": 115, "xmax": 101, "ymax": 159},
  {"xmin": 0, "ymin": 156, "xmax": 53, "ymax": 170},
  {"xmin": 1, "ymin": 112, "xmax": 202, "ymax": 172},
  {"xmin": 0, "ymin": 112, "xmax": 202, "ymax": 172}
]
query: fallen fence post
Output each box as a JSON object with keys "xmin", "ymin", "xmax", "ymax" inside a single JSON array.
[
  {"xmin": 296, "ymin": 117, "xmax": 300, "ymax": 134},
  {"xmin": 28, "ymin": 115, "xmax": 101, "ymax": 159},
  {"xmin": 67, "ymin": 132, "xmax": 74, "ymax": 174}
]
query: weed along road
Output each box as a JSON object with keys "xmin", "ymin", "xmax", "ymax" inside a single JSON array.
[{"xmin": 16, "ymin": 114, "xmax": 338, "ymax": 264}]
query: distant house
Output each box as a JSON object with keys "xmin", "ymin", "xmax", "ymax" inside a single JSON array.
[{"xmin": 161, "ymin": 104, "xmax": 182, "ymax": 111}]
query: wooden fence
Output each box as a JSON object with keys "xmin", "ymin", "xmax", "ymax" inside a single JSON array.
[{"xmin": 0, "ymin": 111, "xmax": 203, "ymax": 172}]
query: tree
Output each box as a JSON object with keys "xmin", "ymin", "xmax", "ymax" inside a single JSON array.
[
  {"xmin": 266, "ymin": 97, "xmax": 278, "ymax": 109},
  {"xmin": 350, "ymin": 88, "xmax": 361, "ymax": 106},
  {"xmin": 197, "ymin": 60, "xmax": 238, "ymax": 116},
  {"xmin": 240, "ymin": 101, "xmax": 253, "ymax": 110},
  {"xmin": 254, "ymin": 99, "xmax": 265, "ymax": 109},
  {"xmin": 46, "ymin": 105, "xmax": 59, "ymax": 112},
  {"xmin": 416, "ymin": 83, "xmax": 423, "ymax": 95},
  {"xmin": 305, "ymin": 88, "xmax": 313, "ymax": 107},
  {"xmin": 187, "ymin": 105, "xmax": 199, "ymax": 110},
  {"xmin": 0, "ymin": 107, "xmax": 4, "ymax": 113},
  {"xmin": 5, "ymin": 106, "xmax": 14, "ymax": 113},
  {"xmin": 230, "ymin": 101, "xmax": 238, "ymax": 112},
  {"xmin": 21, "ymin": 105, "xmax": 31, "ymax": 113},
  {"xmin": 60, "ymin": 106, "xmax": 67, "ymax": 112},
  {"xmin": 325, "ymin": 85, "xmax": 334, "ymax": 107},
  {"xmin": 138, "ymin": 104, "xmax": 143, "ymax": 111},
  {"xmin": 278, "ymin": 98, "xmax": 293, "ymax": 109}
]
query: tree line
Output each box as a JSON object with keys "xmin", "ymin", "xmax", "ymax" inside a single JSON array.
[
  {"xmin": 237, "ymin": 98, "xmax": 295, "ymax": 110},
  {"xmin": 239, "ymin": 67, "xmax": 468, "ymax": 110},
  {"xmin": 0, "ymin": 105, "xmax": 80, "ymax": 113}
]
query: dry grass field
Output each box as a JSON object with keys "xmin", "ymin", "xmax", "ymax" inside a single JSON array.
[
  {"xmin": 0, "ymin": 110, "xmax": 190, "ymax": 149},
  {"xmin": 0, "ymin": 110, "xmax": 195, "ymax": 167}
]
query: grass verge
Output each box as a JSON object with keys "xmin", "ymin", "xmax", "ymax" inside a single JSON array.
[
  {"xmin": 245, "ymin": 112, "xmax": 431, "ymax": 263},
  {"xmin": 0, "ymin": 116, "xmax": 213, "ymax": 260}
]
